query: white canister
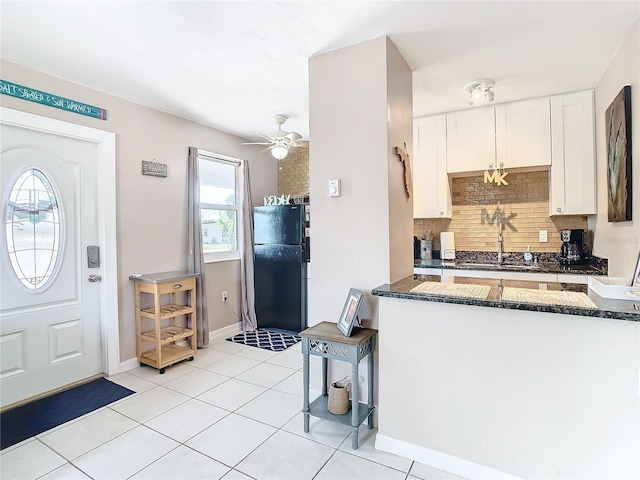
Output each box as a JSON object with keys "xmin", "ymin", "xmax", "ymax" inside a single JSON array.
[{"xmin": 440, "ymin": 232, "xmax": 456, "ymax": 260}]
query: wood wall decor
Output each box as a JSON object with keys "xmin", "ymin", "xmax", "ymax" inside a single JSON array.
[
  {"xmin": 0, "ymin": 79, "xmax": 107, "ymax": 120},
  {"xmin": 394, "ymin": 144, "xmax": 412, "ymax": 199}
]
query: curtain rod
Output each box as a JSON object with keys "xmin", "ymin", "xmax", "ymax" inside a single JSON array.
[{"xmin": 196, "ymin": 148, "xmax": 242, "ymax": 166}]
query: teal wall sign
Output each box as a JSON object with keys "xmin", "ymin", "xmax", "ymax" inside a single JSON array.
[{"xmin": 0, "ymin": 80, "xmax": 107, "ymax": 120}]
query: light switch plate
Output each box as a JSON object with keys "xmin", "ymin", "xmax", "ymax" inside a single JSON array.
[
  {"xmin": 539, "ymin": 230, "xmax": 548, "ymax": 243},
  {"xmin": 329, "ymin": 179, "xmax": 341, "ymax": 197}
]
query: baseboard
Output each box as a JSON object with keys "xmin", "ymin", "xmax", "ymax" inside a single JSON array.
[
  {"xmin": 209, "ymin": 322, "xmax": 242, "ymax": 343},
  {"xmin": 374, "ymin": 434, "xmax": 523, "ymax": 480},
  {"xmin": 118, "ymin": 323, "xmax": 242, "ymax": 374},
  {"xmin": 118, "ymin": 357, "xmax": 140, "ymax": 373}
]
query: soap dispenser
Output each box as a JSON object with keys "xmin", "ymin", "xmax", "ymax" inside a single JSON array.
[{"xmin": 524, "ymin": 246, "xmax": 533, "ymax": 264}]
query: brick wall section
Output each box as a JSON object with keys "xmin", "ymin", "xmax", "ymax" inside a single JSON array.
[
  {"xmin": 414, "ymin": 171, "xmax": 588, "ymax": 253},
  {"xmin": 277, "ymin": 147, "xmax": 309, "ymax": 197}
]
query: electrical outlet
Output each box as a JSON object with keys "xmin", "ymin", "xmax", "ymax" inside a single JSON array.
[
  {"xmin": 222, "ymin": 291, "xmax": 228, "ymax": 302},
  {"xmin": 539, "ymin": 230, "xmax": 548, "ymax": 243}
]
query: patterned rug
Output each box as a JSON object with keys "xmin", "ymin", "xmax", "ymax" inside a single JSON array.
[
  {"xmin": 410, "ymin": 281, "xmax": 492, "ymax": 299},
  {"xmin": 227, "ymin": 329, "xmax": 301, "ymax": 352},
  {"xmin": 1, "ymin": 377, "xmax": 134, "ymax": 450},
  {"xmin": 501, "ymin": 287, "xmax": 597, "ymax": 309}
]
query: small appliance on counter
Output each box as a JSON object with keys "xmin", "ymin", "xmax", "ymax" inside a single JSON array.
[
  {"xmin": 420, "ymin": 231, "xmax": 433, "ymax": 260},
  {"xmin": 441, "ymin": 232, "xmax": 456, "ymax": 260},
  {"xmin": 559, "ymin": 229, "xmax": 589, "ymax": 265},
  {"xmin": 413, "ymin": 236, "xmax": 421, "ymax": 259}
]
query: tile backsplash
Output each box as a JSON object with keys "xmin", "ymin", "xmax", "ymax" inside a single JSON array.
[
  {"xmin": 277, "ymin": 147, "xmax": 309, "ymax": 197},
  {"xmin": 414, "ymin": 171, "xmax": 589, "ymax": 253}
]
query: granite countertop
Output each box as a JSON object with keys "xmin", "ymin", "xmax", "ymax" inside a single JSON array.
[
  {"xmin": 372, "ymin": 274, "xmax": 640, "ymax": 322},
  {"xmin": 414, "ymin": 259, "xmax": 606, "ymax": 276}
]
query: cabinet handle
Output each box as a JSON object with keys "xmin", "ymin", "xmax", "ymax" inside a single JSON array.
[
  {"xmin": 440, "ymin": 211, "xmax": 444, "ymax": 216},
  {"xmin": 556, "ymin": 208, "xmax": 561, "ymax": 213},
  {"xmin": 173, "ymin": 284, "xmax": 182, "ymax": 289}
]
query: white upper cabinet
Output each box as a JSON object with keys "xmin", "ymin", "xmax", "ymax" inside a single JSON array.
[
  {"xmin": 446, "ymin": 106, "xmax": 495, "ymax": 173},
  {"xmin": 447, "ymin": 99, "xmax": 551, "ymax": 174},
  {"xmin": 549, "ymin": 90, "xmax": 596, "ymax": 215},
  {"xmin": 495, "ymin": 98, "xmax": 551, "ymax": 168},
  {"xmin": 413, "ymin": 115, "xmax": 452, "ymax": 218}
]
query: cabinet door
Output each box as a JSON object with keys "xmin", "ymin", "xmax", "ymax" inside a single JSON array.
[
  {"xmin": 446, "ymin": 106, "xmax": 495, "ymax": 173},
  {"xmin": 413, "ymin": 115, "xmax": 451, "ymax": 218},
  {"xmin": 549, "ymin": 91, "xmax": 596, "ymax": 215},
  {"xmin": 495, "ymin": 98, "xmax": 551, "ymax": 168}
]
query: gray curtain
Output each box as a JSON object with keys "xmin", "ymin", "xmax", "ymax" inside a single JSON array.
[
  {"xmin": 239, "ymin": 161, "xmax": 258, "ymax": 331},
  {"xmin": 187, "ymin": 146, "xmax": 209, "ymax": 346}
]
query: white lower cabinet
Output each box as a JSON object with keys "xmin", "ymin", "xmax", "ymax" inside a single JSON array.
[
  {"xmin": 549, "ymin": 90, "xmax": 596, "ymax": 215},
  {"xmin": 557, "ymin": 273, "xmax": 592, "ymax": 285},
  {"xmin": 441, "ymin": 269, "xmax": 557, "ymax": 282},
  {"xmin": 413, "ymin": 115, "xmax": 451, "ymax": 218},
  {"xmin": 413, "ymin": 267, "xmax": 443, "ymax": 276}
]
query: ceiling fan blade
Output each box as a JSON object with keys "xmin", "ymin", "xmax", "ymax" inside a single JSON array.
[
  {"xmin": 241, "ymin": 142, "xmax": 273, "ymax": 146},
  {"xmin": 259, "ymin": 145, "xmax": 277, "ymax": 153},
  {"xmin": 286, "ymin": 132, "xmax": 302, "ymax": 142}
]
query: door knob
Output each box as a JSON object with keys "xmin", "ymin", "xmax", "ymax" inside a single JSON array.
[{"xmin": 88, "ymin": 274, "xmax": 102, "ymax": 283}]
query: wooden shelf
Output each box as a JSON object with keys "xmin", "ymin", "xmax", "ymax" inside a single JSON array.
[
  {"xmin": 140, "ymin": 326, "xmax": 193, "ymax": 345},
  {"xmin": 140, "ymin": 344, "xmax": 195, "ymax": 369},
  {"xmin": 133, "ymin": 273, "xmax": 198, "ymax": 373},
  {"xmin": 140, "ymin": 304, "xmax": 194, "ymax": 319}
]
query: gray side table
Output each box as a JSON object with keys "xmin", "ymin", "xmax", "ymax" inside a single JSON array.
[{"xmin": 300, "ymin": 321, "xmax": 377, "ymax": 449}]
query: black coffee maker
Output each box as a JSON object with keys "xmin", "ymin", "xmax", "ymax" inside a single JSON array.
[{"xmin": 559, "ymin": 229, "xmax": 587, "ymax": 265}]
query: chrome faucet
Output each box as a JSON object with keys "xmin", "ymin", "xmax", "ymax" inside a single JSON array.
[{"xmin": 497, "ymin": 211, "xmax": 503, "ymax": 264}]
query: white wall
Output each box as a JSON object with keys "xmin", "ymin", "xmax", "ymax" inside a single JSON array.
[
  {"xmin": 378, "ymin": 297, "xmax": 640, "ymax": 479},
  {"xmin": 385, "ymin": 38, "xmax": 414, "ymax": 284},
  {"xmin": 308, "ymin": 36, "xmax": 413, "ymax": 331},
  {"xmin": 590, "ymin": 21, "xmax": 639, "ymax": 276},
  {"xmin": 0, "ymin": 60, "xmax": 278, "ymax": 362}
]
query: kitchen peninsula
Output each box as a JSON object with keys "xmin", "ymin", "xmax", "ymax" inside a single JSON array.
[{"xmin": 371, "ymin": 273, "xmax": 640, "ymax": 479}]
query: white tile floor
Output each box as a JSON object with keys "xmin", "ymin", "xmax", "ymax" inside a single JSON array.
[{"xmin": 0, "ymin": 340, "xmax": 468, "ymax": 480}]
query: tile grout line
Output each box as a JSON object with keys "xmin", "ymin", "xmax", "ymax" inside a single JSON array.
[{"xmin": 12, "ymin": 341, "xmax": 413, "ymax": 480}]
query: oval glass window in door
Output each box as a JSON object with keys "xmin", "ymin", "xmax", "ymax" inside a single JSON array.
[{"xmin": 5, "ymin": 168, "xmax": 62, "ymax": 291}]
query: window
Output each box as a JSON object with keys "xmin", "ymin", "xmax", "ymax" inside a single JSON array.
[
  {"xmin": 5, "ymin": 168, "xmax": 62, "ymax": 290},
  {"xmin": 198, "ymin": 154, "xmax": 240, "ymax": 262}
]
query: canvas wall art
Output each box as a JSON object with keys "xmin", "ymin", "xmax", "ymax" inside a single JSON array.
[{"xmin": 606, "ymin": 85, "xmax": 632, "ymax": 222}]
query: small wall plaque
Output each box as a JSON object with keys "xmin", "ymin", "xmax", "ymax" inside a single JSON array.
[{"xmin": 142, "ymin": 160, "xmax": 167, "ymax": 178}]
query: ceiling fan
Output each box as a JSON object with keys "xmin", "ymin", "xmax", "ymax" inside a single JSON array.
[{"xmin": 242, "ymin": 114, "xmax": 302, "ymax": 160}]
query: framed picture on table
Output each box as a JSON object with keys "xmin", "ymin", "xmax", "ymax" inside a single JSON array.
[
  {"xmin": 632, "ymin": 252, "xmax": 640, "ymax": 287},
  {"xmin": 337, "ymin": 289, "xmax": 364, "ymax": 337}
]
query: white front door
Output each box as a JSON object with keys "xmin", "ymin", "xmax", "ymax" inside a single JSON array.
[{"xmin": 1, "ymin": 114, "xmax": 109, "ymax": 407}]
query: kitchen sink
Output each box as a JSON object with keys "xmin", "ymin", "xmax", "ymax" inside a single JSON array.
[{"xmin": 459, "ymin": 262, "xmax": 541, "ymax": 270}]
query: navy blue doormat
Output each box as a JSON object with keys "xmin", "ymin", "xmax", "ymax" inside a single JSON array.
[
  {"xmin": 226, "ymin": 329, "xmax": 301, "ymax": 352},
  {"xmin": 1, "ymin": 377, "xmax": 134, "ymax": 450}
]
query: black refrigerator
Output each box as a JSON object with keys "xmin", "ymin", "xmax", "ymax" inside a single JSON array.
[{"xmin": 254, "ymin": 205, "xmax": 308, "ymax": 334}]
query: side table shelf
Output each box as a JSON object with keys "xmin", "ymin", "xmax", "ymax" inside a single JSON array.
[
  {"xmin": 300, "ymin": 321, "xmax": 377, "ymax": 450},
  {"xmin": 131, "ymin": 271, "xmax": 199, "ymax": 374}
]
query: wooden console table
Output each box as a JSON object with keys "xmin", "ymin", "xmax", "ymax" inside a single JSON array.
[{"xmin": 300, "ymin": 321, "xmax": 377, "ymax": 449}]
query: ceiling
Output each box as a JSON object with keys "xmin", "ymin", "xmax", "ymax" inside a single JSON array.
[{"xmin": 1, "ymin": 1, "xmax": 638, "ymax": 143}]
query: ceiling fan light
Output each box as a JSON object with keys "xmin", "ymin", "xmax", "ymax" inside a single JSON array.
[{"xmin": 271, "ymin": 146, "xmax": 289, "ymax": 160}]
